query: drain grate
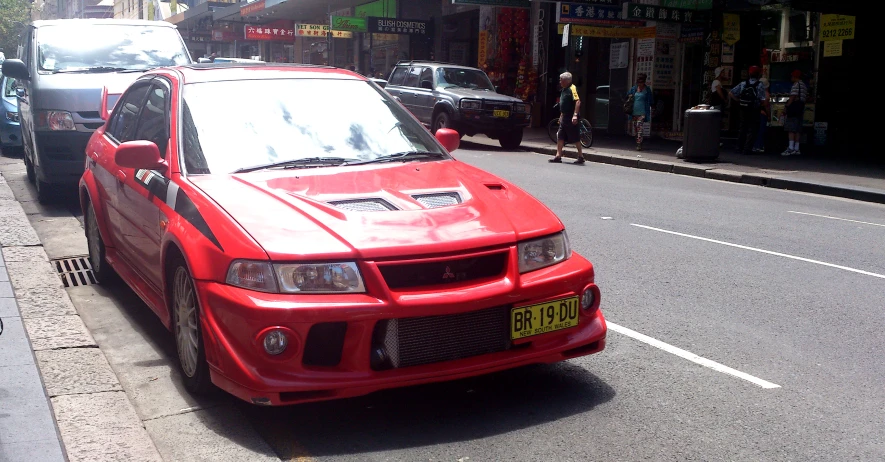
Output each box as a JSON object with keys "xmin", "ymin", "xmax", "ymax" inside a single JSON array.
[{"xmin": 52, "ymin": 256, "xmax": 97, "ymax": 288}]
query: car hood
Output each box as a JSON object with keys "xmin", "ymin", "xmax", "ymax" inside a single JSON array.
[
  {"xmin": 444, "ymin": 87, "xmax": 524, "ymax": 103},
  {"xmin": 33, "ymin": 72, "xmax": 143, "ymax": 112},
  {"xmin": 189, "ymin": 160, "xmax": 563, "ymax": 261}
]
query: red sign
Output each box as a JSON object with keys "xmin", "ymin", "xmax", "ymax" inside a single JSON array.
[
  {"xmin": 244, "ymin": 22, "xmax": 295, "ymax": 41},
  {"xmin": 240, "ymin": 0, "xmax": 265, "ymax": 16}
]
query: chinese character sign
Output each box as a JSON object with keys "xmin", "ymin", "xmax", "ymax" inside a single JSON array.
[
  {"xmin": 625, "ymin": 3, "xmax": 708, "ymax": 24},
  {"xmin": 244, "ymin": 24, "xmax": 295, "ymax": 41},
  {"xmin": 557, "ymin": 2, "xmax": 641, "ymax": 26},
  {"xmin": 366, "ymin": 17, "xmax": 431, "ymax": 35},
  {"xmin": 295, "ymin": 24, "xmax": 353, "ymax": 38}
]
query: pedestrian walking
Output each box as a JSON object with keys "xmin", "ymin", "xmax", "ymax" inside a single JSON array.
[
  {"xmin": 549, "ymin": 72, "xmax": 584, "ymax": 164},
  {"xmin": 626, "ymin": 73, "xmax": 653, "ymax": 151},
  {"xmin": 728, "ymin": 65, "xmax": 766, "ymax": 155},
  {"xmin": 710, "ymin": 66, "xmax": 728, "ymax": 112},
  {"xmin": 752, "ymin": 77, "xmax": 771, "ymax": 153},
  {"xmin": 781, "ymin": 70, "xmax": 808, "ymax": 156}
]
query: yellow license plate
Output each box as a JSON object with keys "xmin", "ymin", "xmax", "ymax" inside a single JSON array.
[
  {"xmin": 493, "ymin": 110, "xmax": 510, "ymax": 118},
  {"xmin": 511, "ymin": 297, "xmax": 580, "ymax": 340}
]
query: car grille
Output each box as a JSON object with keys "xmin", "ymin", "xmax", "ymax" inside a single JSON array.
[
  {"xmin": 412, "ymin": 192, "xmax": 461, "ymax": 208},
  {"xmin": 329, "ymin": 198, "xmax": 397, "ymax": 212},
  {"xmin": 377, "ymin": 252, "xmax": 508, "ymax": 290},
  {"xmin": 482, "ymin": 101, "xmax": 513, "ymax": 112},
  {"xmin": 370, "ymin": 305, "xmax": 511, "ymax": 370}
]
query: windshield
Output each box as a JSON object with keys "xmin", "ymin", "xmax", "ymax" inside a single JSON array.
[
  {"xmin": 181, "ymin": 79, "xmax": 448, "ymax": 174},
  {"xmin": 37, "ymin": 25, "xmax": 190, "ymax": 72},
  {"xmin": 436, "ymin": 68, "xmax": 495, "ymax": 91}
]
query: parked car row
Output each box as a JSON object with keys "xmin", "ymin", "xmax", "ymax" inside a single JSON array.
[{"xmin": 2, "ymin": 22, "xmax": 605, "ymax": 406}]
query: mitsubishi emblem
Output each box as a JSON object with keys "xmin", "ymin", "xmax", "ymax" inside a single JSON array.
[{"xmin": 443, "ymin": 266, "xmax": 455, "ymax": 280}]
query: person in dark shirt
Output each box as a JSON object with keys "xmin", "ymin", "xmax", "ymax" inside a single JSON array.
[{"xmin": 549, "ymin": 72, "xmax": 584, "ymax": 164}]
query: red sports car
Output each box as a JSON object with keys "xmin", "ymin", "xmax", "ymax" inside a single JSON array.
[{"xmin": 80, "ymin": 64, "xmax": 606, "ymax": 406}]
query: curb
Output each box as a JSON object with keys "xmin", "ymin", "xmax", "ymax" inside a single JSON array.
[{"xmin": 516, "ymin": 142, "xmax": 885, "ymax": 205}]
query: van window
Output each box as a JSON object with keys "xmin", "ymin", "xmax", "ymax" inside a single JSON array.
[{"xmin": 36, "ymin": 24, "xmax": 189, "ymax": 73}]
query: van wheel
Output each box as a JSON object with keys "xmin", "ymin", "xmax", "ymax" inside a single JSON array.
[
  {"xmin": 34, "ymin": 177, "xmax": 53, "ymax": 205},
  {"xmin": 24, "ymin": 154, "xmax": 35, "ymax": 184}
]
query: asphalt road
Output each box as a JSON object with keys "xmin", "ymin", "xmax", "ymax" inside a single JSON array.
[{"xmin": 5, "ymin": 143, "xmax": 885, "ymax": 461}]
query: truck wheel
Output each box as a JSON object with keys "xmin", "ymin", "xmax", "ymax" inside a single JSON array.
[
  {"xmin": 432, "ymin": 111, "xmax": 452, "ymax": 134},
  {"xmin": 499, "ymin": 130, "xmax": 524, "ymax": 150}
]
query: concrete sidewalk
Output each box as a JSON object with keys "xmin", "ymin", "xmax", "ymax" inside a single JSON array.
[{"xmin": 465, "ymin": 128, "xmax": 885, "ymax": 205}]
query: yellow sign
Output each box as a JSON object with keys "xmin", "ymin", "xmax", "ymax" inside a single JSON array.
[
  {"xmin": 722, "ymin": 13, "xmax": 740, "ymax": 45},
  {"xmin": 823, "ymin": 40, "xmax": 843, "ymax": 57},
  {"xmin": 557, "ymin": 24, "xmax": 656, "ymax": 39},
  {"xmin": 295, "ymin": 24, "xmax": 353, "ymax": 38},
  {"xmin": 478, "ymin": 30, "xmax": 489, "ymax": 68},
  {"xmin": 820, "ymin": 14, "xmax": 855, "ymax": 41}
]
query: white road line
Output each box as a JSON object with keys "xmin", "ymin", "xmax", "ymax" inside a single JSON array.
[
  {"xmin": 788, "ymin": 211, "xmax": 885, "ymax": 228},
  {"xmin": 607, "ymin": 322, "xmax": 781, "ymax": 389},
  {"xmin": 631, "ymin": 224, "xmax": 885, "ymax": 280}
]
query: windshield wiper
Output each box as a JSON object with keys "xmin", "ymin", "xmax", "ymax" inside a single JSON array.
[
  {"xmin": 347, "ymin": 151, "xmax": 446, "ymax": 166},
  {"xmin": 51, "ymin": 66, "xmax": 130, "ymax": 74},
  {"xmin": 232, "ymin": 157, "xmax": 349, "ymax": 173}
]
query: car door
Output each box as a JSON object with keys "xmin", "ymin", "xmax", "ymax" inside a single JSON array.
[
  {"xmin": 400, "ymin": 66, "xmax": 424, "ymax": 120},
  {"xmin": 413, "ymin": 66, "xmax": 436, "ymax": 122},
  {"xmin": 92, "ymin": 81, "xmax": 153, "ymax": 249},
  {"xmin": 114, "ymin": 79, "xmax": 171, "ymax": 291}
]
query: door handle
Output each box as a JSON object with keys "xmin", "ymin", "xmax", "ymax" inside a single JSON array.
[{"xmin": 115, "ymin": 170, "xmax": 126, "ymax": 183}]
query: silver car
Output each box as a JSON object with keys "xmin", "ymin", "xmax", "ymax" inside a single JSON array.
[{"xmin": 1, "ymin": 19, "xmax": 191, "ymax": 203}]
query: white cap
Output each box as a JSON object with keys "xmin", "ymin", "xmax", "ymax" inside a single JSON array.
[{"xmin": 714, "ymin": 67, "xmax": 723, "ymax": 78}]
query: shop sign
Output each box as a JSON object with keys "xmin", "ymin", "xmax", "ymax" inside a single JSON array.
[
  {"xmin": 557, "ymin": 23, "xmax": 656, "ymax": 39},
  {"xmin": 240, "ymin": 0, "xmax": 265, "ymax": 16},
  {"xmin": 610, "ymin": 41, "xmax": 629, "ymax": 69},
  {"xmin": 478, "ymin": 30, "xmax": 489, "ymax": 68},
  {"xmin": 211, "ymin": 30, "xmax": 239, "ymax": 42},
  {"xmin": 722, "ymin": 13, "xmax": 740, "ymax": 45},
  {"xmin": 451, "ymin": 0, "xmax": 530, "ymax": 8},
  {"xmin": 656, "ymin": 23, "xmax": 679, "ymax": 40},
  {"xmin": 295, "ymin": 24, "xmax": 353, "ymax": 38},
  {"xmin": 823, "ymin": 40, "xmax": 842, "ymax": 57},
  {"xmin": 367, "ymin": 17, "xmax": 431, "ymax": 35},
  {"xmin": 679, "ymin": 25, "xmax": 703, "ymax": 43},
  {"xmin": 661, "ymin": 0, "xmax": 712, "ymax": 10},
  {"xmin": 820, "ymin": 14, "xmax": 855, "ymax": 41},
  {"xmin": 355, "ymin": 0, "xmax": 396, "ymax": 18},
  {"xmin": 624, "ymin": 3, "xmax": 709, "ymax": 24},
  {"xmin": 244, "ymin": 23, "xmax": 294, "ymax": 41},
  {"xmin": 332, "ymin": 16, "xmax": 367, "ymax": 32},
  {"xmin": 557, "ymin": 2, "xmax": 643, "ymax": 26}
]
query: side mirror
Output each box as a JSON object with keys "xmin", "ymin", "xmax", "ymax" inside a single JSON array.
[
  {"xmin": 420, "ymin": 80, "xmax": 433, "ymax": 90},
  {"xmin": 2, "ymin": 59, "xmax": 29, "ymax": 81},
  {"xmin": 435, "ymin": 128, "xmax": 460, "ymax": 153},
  {"xmin": 115, "ymin": 141, "xmax": 167, "ymax": 172}
]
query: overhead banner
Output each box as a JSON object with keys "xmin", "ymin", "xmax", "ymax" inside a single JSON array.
[
  {"xmin": 557, "ymin": 2, "xmax": 643, "ymax": 26},
  {"xmin": 820, "ymin": 14, "xmax": 855, "ymax": 41},
  {"xmin": 624, "ymin": 3, "xmax": 708, "ymax": 24},
  {"xmin": 557, "ymin": 23, "xmax": 656, "ymax": 39},
  {"xmin": 331, "ymin": 16, "xmax": 367, "ymax": 32},
  {"xmin": 367, "ymin": 17, "xmax": 431, "ymax": 35},
  {"xmin": 295, "ymin": 24, "xmax": 353, "ymax": 38}
]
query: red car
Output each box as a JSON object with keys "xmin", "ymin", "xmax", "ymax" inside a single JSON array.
[{"xmin": 80, "ymin": 64, "xmax": 606, "ymax": 406}]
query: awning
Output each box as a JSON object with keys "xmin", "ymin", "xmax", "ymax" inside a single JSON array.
[
  {"xmin": 166, "ymin": 1, "xmax": 223, "ymax": 26},
  {"xmin": 213, "ymin": 0, "xmax": 375, "ymax": 26}
]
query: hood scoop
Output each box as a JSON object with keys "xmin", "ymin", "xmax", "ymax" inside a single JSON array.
[
  {"xmin": 412, "ymin": 192, "xmax": 462, "ymax": 209},
  {"xmin": 329, "ymin": 198, "xmax": 398, "ymax": 212}
]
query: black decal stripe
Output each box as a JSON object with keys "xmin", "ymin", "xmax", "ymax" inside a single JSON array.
[{"xmin": 174, "ymin": 188, "xmax": 224, "ymax": 251}]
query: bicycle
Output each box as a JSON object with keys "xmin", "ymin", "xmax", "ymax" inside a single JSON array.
[{"xmin": 548, "ymin": 103, "xmax": 592, "ymax": 148}]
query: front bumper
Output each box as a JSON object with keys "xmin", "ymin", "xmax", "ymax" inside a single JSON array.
[
  {"xmin": 33, "ymin": 131, "xmax": 92, "ymax": 184},
  {"xmin": 196, "ymin": 252, "xmax": 606, "ymax": 406},
  {"xmin": 454, "ymin": 111, "xmax": 531, "ymax": 134}
]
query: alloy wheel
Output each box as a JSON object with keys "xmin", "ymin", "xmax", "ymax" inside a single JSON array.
[{"xmin": 174, "ymin": 267, "xmax": 199, "ymax": 378}]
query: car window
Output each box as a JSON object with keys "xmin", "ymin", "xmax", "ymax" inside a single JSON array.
[
  {"xmin": 419, "ymin": 67, "xmax": 433, "ymax": 89},
  {"xmin": 2, "ymin": 78, "xmax": 16, "ymax": 98},
  {"xmin": 404, "ymin": 67, "xmax": 421, "ymax": 88},
  {"xmin": 180, "ymin": 79, "xmax": 447, "ymax": 175},
  {"xmin": 107, "ymin": 84, "xmax": 151, "ymax": 143},
  {"xmin": 388, "ymin": 67, "xmax": 407, "ymax": 86},
  {"xmin": 436, "ymin": 68, "xmax": 495, "ymax": 91},
  {"xmin": 132, "ymin": 84, "xmax": 170, "ymax": 157},
  {"xmin": 35, "ymin": 24, "xmax": 189, "ymax": 72}
]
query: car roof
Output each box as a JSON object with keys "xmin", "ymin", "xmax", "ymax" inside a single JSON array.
[
  {"xmin": 158, "ymin": 63, "xmax": 369, "ymax": 85},
  {"xmin": 395, "ymin": 61, "xmax": 480, "ymax": 71},
  {"xmin": 32, "ymin": 19, "xmax": 177, "ymax": 28}
]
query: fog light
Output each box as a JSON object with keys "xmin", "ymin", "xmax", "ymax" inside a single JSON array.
[
  {"xmin": 581, "ymin": 287, "xmax": 595, "ymax": 311},
  {"xmin": 263, "ymin": 330, "xmax": 288, "ymax": 355}
]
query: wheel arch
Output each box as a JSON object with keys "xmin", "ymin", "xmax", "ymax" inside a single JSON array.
[{"xmin": 79, "ymin": 171, "xmax": 114, "ymax": 250}]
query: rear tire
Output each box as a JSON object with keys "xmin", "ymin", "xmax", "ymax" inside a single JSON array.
[
  {"xmin": 35, "ymin": 177, "xmax": 53, "ymax": 205},
  {"xmin": 169, "ymin": 256, "xmax": 212, "ymax": 394},
  {"xmin": 499, "ymin": 130, "xmax": 524, "ymax": 150},
  {"xmin": 84, "ymin": 200, "xmax": 119, "ymax": 285},
  {"xmin": 579, "ymin": 119, "xmax": 594, "ymax": 148},
  {"xmin": 547, "ymin": 118, "xmax": 560, "ymax": 144}
]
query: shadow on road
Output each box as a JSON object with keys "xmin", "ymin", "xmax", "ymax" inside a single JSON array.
[{"xmin": 242, "ymin": 360, "xmax": 615, "ymax": 458}]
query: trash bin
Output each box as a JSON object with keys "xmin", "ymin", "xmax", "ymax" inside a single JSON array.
[{"xmin": 682, "ymin": 105, "xmax": 721, "ymax": 161}]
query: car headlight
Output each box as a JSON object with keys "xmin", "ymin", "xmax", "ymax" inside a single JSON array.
[
  {"xmin": 514, "ymin": 103, "xmax": 529, "ymax": 114},
  {"xmin": 518, "ymin": 231, "xmax": 571, "ymax": 273},
  {"xmin": 460, "ymin": 99, "xmax": 482, "ymax": 110},
  {"xmin": 5, "ymin": 111, "xmax": 18, "ymax": 122},
  {"xmin": 226, "ymin": 260, "xmax": 366, "ymax": 294},
  {"xmin": 275, "ymin": 262, "xmax": 365, "ymax": 294},
  {"xmin": 35, "ymin": 110, "xmax": 75, "ymax": 131}
]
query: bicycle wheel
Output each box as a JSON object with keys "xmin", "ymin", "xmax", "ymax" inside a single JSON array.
[
  {"xmin": 579, "ymin": 118, "xmax": 594, "ymax": 148},
  {"xmin": 547, "ymin": 118, "xmax": 560, "ymax": 144}
]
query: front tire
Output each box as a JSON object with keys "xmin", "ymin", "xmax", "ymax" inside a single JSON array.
[
  {"xmin": 499, "ymin": 129, "xmax": 524, "ymax": 150},
  {"xmin": 170, "ymin": 257, "xmax": 212, "ymax": 394},
  {"xmin": 432, "ymin": 110, "xmax": 452, "ymax": 135},
  {"xmin": 84, "ymin": 201, "xmax": 118, "ymax": 284}
]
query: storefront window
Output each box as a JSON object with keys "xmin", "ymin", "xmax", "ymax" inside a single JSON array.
[{"xmin": 760, "ymin": 12, "xmax": 781, "ymax": 50}]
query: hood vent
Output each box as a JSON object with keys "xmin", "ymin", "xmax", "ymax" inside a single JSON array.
[
  {"xmin": 412, "ymin": 192, "xmax": 462, "ymax": 209},
  {"xmin": 329, "ymin": 198, "xmax": 397, "ymax": 212}
]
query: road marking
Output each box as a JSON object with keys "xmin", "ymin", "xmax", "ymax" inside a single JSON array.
[
  {"xmin": 607, "ymin": 322, "xmax": 781, "ymax": 389},
  {"xmin": 788, "ymin": 211, "xmax": 885, "ymax": 228},
  {"xmin": 631, "ymin": 224, "xmax": 885, "ymax": 280}
]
